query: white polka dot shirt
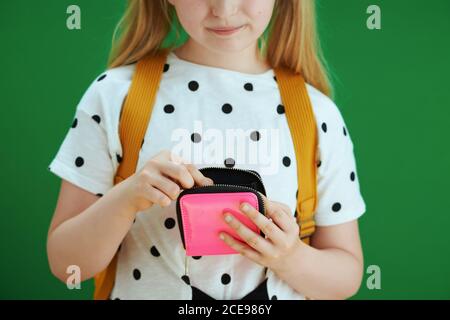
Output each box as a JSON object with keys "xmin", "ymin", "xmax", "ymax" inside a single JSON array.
[{"xmin": 48, "ymin": 51, "xmax": 366, "ymax": 300}]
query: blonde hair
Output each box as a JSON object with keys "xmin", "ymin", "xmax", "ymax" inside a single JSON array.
[{"xmin": 108, "ymin": 0, "xmax": 332, "ymax": 97}]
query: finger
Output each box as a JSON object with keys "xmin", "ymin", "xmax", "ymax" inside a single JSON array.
[
  {"xmin": 223, "ymin": 211, "xmax": 275, "ymax": 255},
  {"xmin": 169, "ymin": 152, "xmax": 188, "ymax": 165},
  {"xmin": 184, "ymin": 163, "xmax": 213, "ymax": 186},
  {"xmin": 270, "ymin": 200, "xmax": 292, "ymax": 216},
  {"xmin": 219, "ymin": 232, "xmax": 263, "ymax": 264},
  {"xmin": 148, "ymin": 174, "xmax": 181, "ymax": 200},
  {"xmin": 143, "ymin": 183, "xmax": 171, "ymax": 207},
  {"xmin": 156, "ymin": 161, "xmax": 195, "ymax": 189},
  {"xmin": 239, "ymin": 202, "xmax": 286, "ymax": 246},
  {"xmin": 265, "ymin": 201, "xmax": 295, "ymax": 232}
]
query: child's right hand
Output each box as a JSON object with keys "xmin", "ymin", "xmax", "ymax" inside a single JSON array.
[{"xmin": 119, "ymin": 150, "xmax": 213, "ymax": 212}]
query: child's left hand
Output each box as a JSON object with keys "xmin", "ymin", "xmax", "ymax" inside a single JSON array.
[{"xmin": 219, "ymin": 194, "xmax": 302, "ymax": 273}]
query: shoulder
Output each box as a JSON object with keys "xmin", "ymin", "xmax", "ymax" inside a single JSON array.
[
  {"xmin": 102, "ymin": 63, "xmax": 136, "ymax": 84},
  {"xmin": 305, "ymin": 83, "xmax": 355, "ymax": 159},
  {"xmin": 88, "ymin": 63, "xmax": 136, "ymax": 98},
  {"xmin": 305, "ymin": 83, "xmax": 346, "ymax": 128},
  {"xmin": 76, "ymin": 63, "xmax": 136, "ymax": 117}
]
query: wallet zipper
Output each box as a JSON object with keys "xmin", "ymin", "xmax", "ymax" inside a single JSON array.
[
  {"xmin": 199, "ymin": 165, "xmax": 263, "ymax": 179},
  {"xmin": 199, "ymin": 166, "xmax": 266, "ymax": 195},
  {"xmin": 179, "ymin": 183, "xmax": 265, "ymax": 215}
]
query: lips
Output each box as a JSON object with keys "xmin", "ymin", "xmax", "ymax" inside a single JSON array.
[
  {"xmin": 207, "ymin": 25, "xmax": 245, "ymax": 36},
  {"xmin": 210, "ymin": 26, "xmax": 242, "ymax": 31}
]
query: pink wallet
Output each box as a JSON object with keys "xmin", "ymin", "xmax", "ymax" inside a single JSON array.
[{"xmin": 176, "ymin": 167, "xmax": 266, "ymax": 256}]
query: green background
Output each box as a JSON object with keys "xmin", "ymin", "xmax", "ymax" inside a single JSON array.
[{"xmin": 1, "ymin": 0, "xmax": 449, "ymax": 299}]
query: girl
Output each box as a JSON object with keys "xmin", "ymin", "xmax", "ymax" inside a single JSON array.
[{"xmin": 47, "ymin": 0, "xmax": 366, "ymax": 300}]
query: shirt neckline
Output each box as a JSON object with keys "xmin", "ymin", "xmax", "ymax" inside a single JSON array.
[{"xmin": 168, "ymin": 51, "xmax": 275, "ymax": 79}]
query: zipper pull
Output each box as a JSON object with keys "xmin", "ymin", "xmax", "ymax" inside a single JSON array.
[
  {"xmin": 184, "ymin": 253, "xmax": 189, "ymax": 276},
  {"xmin": 181, "ymin": 253, "xmax": 191, "ymax": 286}
]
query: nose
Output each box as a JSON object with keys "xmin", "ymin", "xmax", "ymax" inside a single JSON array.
[{"xmin": 210, "ymin": 0, "xmax": 238, "ymax": 19}]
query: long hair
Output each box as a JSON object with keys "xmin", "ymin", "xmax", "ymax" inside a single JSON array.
[{"xmin": 107, "ymin": 0, "xmax": 332, "ymax": 97}]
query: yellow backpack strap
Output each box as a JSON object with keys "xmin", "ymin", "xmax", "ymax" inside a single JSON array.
[
  {"xmin": 93, "ymin": 49, "xmax": 169, "ymax": 300},
  {"xmin": 274, "ymin": 67, "xmax": 318, "ymax": 245}
]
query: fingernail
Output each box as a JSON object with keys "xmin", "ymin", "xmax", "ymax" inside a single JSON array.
[
  {"xmin": 224, "ymin": 214, "xmax": 233, "ymax": 222},
  {"xmin": 241, "ymin": 203, "xmax": 250, "ymax": 211},
  {"xmin": 219, "ymin": 233, "xmax": 225, "ymax": 240}
]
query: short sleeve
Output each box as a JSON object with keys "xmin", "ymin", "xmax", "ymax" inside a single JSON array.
[
  {"xmin": 48, "ymin": 76, "xmax": 116, "ymax": 196},
  {"xmin": 311, "ymin": 92, "xmax": 367, "ymax": 226}
]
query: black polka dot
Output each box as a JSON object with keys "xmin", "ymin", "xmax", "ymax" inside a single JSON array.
[
  {"xmin": 181, "ymin": 275, "xmax": 190, "ymax": 285},
  {"xmin": 317, "ymin": 160, "xmax": 322, "ymax": 167},
  {"xmin": 271, "ymin": 295, "xmax": 278, "ymax": 300},
  {"xmin": 343, "ymin": 127, "xmax": 347, "ymax": 136},
  {"xmin": 188, "ymin": 81, "xmax": 199, "ymax": 91},
  {"xmin": 350, "ymin": 171, "xmax": 355, "ymax": 181},
  {"xmin": 332, "ymin": 202, "xmax": 342, "ymax": 212},
  {"xmin": 282, "ymin": 156, "xmax": 291, "ymax": 167},
  {"xmin": 244, "ymin": 83, "xmax": 253, "ymax": 91},
  {"xmin": 221, "ymin": 273, "xmax": 231, "ymax": 285},
  {"xmin": 96, "ymin": 193, "xmax": 103, "ymax": 197},
  {"xmin": 150, "ymin": 245, "xmax": 160, "ymax": 257},
  {"xmin": 250, "ymin": 131, "xmax": 261, "ymax": 141},
  {"xmin": 321, "ymin": 122, "xmax": 327, "ymax": 133},
  {"xmin": 75, "ymin": 157, "xmax": 84, "ymax": 167},
  {"xmin": 192, "ymin": 256, "xmax": 202, "ymax": 260},
  {"xmin": 164, "ymin": 217, "xmax": 176, "ymax": 229},
  {"xmin": 133, "ymin": 269, "xmax": 141, "ymax": 280},
  {"xmin": 191, "ymin": 133, "xmax": 201, "ymax": 143},
  {"xmin": 164, "ymin": 104, "xmax": 174, "ymax": 113},
  {"xmin": 224, "ymin": 158, "xmax": 235, "ymax": 168},
  {"xmin": 222, "ymin": 103, "xmax": 233, "ymax": 114},
  {"xmin": 163, "ymin": 64, "xmax": 170, "ymax": 72},
  {"xmin": 116, "ymin": 154, "xmax": 122, "ymax": 163},
  {"xmin": 277, "ymin": 104, "xmax": 285, "ymax": 114},
  {"xmin": 92, "ymin": 115, "xmax": 101, "ymax": 124},
  {"xmin": 71, "ymin": 118, "xmax": 78, "ymax": 128},
  {"xmin": 97, "ymin": 74, "xmax": 107, "ymax": 81}
]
